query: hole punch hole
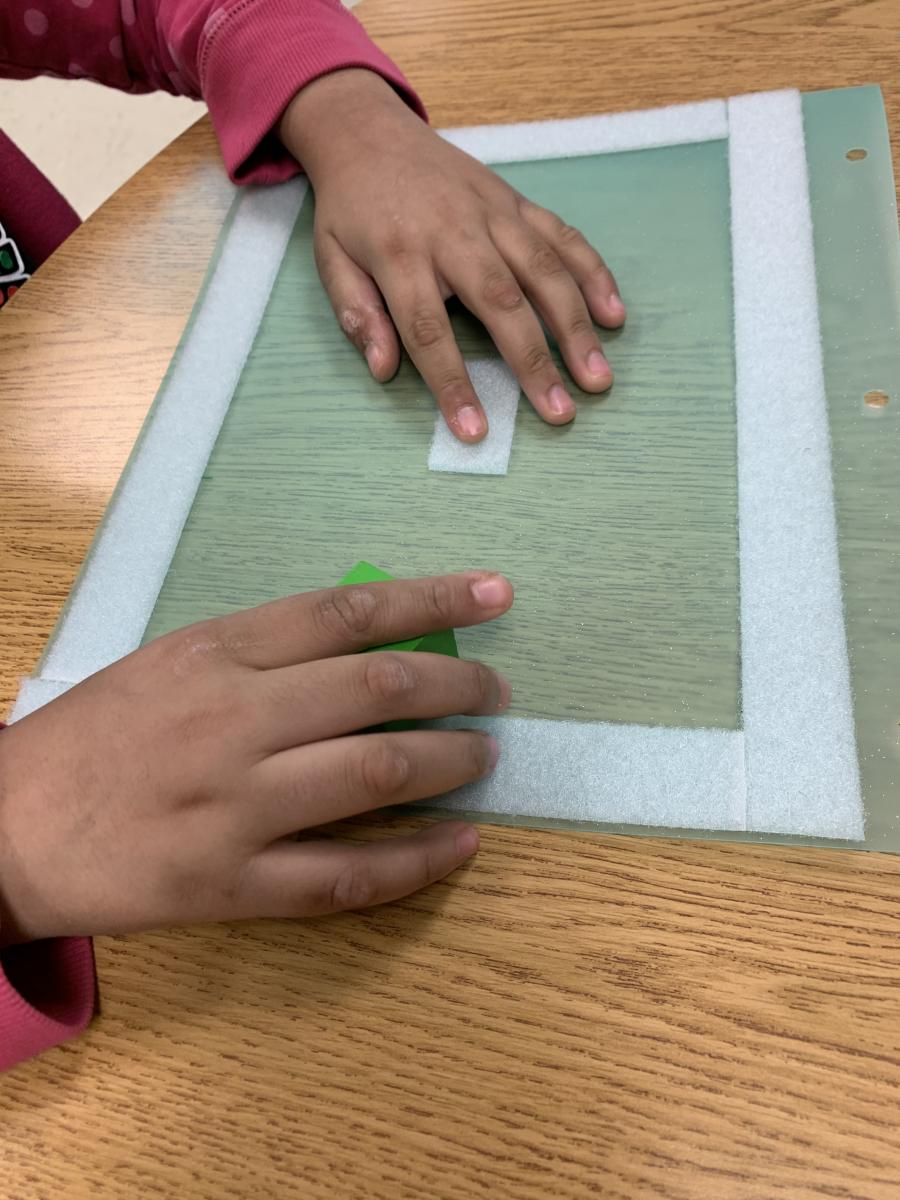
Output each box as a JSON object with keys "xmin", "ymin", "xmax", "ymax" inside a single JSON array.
[
  {"xmin": 846, "ymin": 148, "xmax": 868, "ymax": 161},
  {"xmin": 864, "ymin": 389, "xmax": 890, "ymax": 409}
]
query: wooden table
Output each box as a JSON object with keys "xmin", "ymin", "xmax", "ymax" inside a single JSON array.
[{"xmin": 2, "ymin": 2, "xmax": 900, "ymax": 1196}]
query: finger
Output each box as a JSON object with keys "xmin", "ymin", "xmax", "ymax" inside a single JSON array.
[
  {"xmin": 315, "ymin": 232, "xmax": 400, "ymax": 382},
  {"xmin": 246, "ymin": 821, "xmax": 480, "ymax": 918},
  {"xmin": 518, "ymin": 200, "xmax": 626, "ymax": 329},
  {"xmin": 442, "ymin": 247, "xmax": 579, "ymax": 425},
  {"xmin": 181, "ymin": 571, "xmax": 513, "ymax": 670},
  {"xmin": 251, "ymin": 652, "xmax": 511, "ymax": 751},
  {"xmin": 377, "ymin": 265, "xmax": 489, "ymax": 442},
  {"xmin": 489, "ymin": 228, "xmax": 614, "ymax": 396},
  {"xmin": 248, "ymin": 729, "xmax": 498, "ymax": 838}
]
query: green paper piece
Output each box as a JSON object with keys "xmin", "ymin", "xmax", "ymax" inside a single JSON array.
[
  {"xmin": 337, "ymin": 560, "xmax": 394, "ymax": 587},
  {"xmin": 416, "ymin": 627, "xmax": 459, "ymax": 658},
  {"xmin": 337, "ymin": 561, "xmax": 460, "ymax": 658},
  {"xmin": 337, "ymin": 560, "xmax": 459, "ymax": 731}
]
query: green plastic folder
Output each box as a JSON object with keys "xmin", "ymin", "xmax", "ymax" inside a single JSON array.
[{"xmin": 30, "ymin": 86, "xmax": 900, "ymax": 851}]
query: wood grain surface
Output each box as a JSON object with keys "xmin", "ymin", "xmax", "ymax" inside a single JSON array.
[{"xmin": 2, "ymin": 1, "xmax": 900, "ymax": 1197}]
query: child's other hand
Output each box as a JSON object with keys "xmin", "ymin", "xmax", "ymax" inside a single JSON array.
[
  {"xmin": 280, "ymin": 70, "xmax": 626, "ymax": 444},
  {"xmin": 0, "ymin": 573, "xmax": 513, "ymax": 946}
]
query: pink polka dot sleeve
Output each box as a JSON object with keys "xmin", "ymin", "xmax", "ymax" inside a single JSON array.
[{"xmin": 0, "ymin": 0, "xmax": 425, "ymax": 183}]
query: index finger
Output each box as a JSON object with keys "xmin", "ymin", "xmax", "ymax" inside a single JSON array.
[{"xmin": 188, "ymin": 572, "xmax": 514, "ymax": 670}]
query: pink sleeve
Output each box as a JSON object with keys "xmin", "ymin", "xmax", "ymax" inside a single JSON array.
[
  {"xmin": 0, "ymin": 939, "xmax": 96, "ymax": 1071},
  {"xmin": 0, "ymin": 0, "xmax": 425, "ymax": 184}
]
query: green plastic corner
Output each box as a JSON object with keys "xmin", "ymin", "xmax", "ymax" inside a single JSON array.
[{"xmin": 337, "ymin": 561, "xmax": 460, "ymax": 659}]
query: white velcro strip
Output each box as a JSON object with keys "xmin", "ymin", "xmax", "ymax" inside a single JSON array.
[
  {"xmin": 431, "ymin": 717, "xmax": 747, "ymax": 832},
  {"xmin": 428, "ymin": 358, "xmax": 520, "ymax": 475},
  {"xmin": 727, "ymin": 90, "xmax": 863, "ymax": 840},
  {"xmin": 442, "ymin": 99, "xmax": 729, "ymax": 164},
  {"xmin": 38, "ymin": 179, "xmax": 307, "ymax": 684},
  {"xmin": 8, "ymin": 677, "xmax": 74, "ymax": 723}
]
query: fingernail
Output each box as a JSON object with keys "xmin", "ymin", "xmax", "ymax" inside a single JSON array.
[
  {"xmin": 609, "ymin": 291, "xmax": 626, "ymax": 317},
  {"xmin": 365, "ymin": 343, "xmax": 382, "ymax": 374},
  {"xmin": 470, "ymin": 573, "xmax": 507, "ymax": 608},
  {"xmin": 457, "ymin": 825, "xmax": 480, "ymax": 858},
  {"xmin": 457, "ymin": 405, "xmax": 486, "ymax": 439},
  {"xmin": 548, "ymin": 384, "xmax": 575, "ymax": 417},
  {"xmin": 496, "ymin": 672, "xmax": 512, "ymax": 711},
  {"xmin": 587, "ymin": 349, "xmax": 610, "ymax": 377}
]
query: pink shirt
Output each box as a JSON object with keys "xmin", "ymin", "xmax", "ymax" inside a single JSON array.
[
  {"xmin": 0, "ymin": 0, "xmax": 422, "ymax": 1071},
  {"xmin": 0, "ymin": 0, "xmax": 424, "ymax": 292}
]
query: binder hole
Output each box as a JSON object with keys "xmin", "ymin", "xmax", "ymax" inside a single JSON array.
[{"xmin": 864, "ymin": 390, "xmax": 889, "ymax": 408}]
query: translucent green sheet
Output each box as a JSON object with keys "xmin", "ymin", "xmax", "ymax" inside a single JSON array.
[
  {"xmin": 147, "ymin": 137, "xmax": 741, "ymax": 731},
  {"xmin": 44, "ymin": 87, "xmax": 900, "ymax": 850}
]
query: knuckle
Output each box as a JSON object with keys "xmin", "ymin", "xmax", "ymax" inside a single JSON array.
[
  {"xmin": 378, "ymin": 230, "xmax": 411, "ymax": 261},
  {"xmin": 516, "ymin": 195, "xmax": 539, "ymax": 219},
  {"xmin": 408, "ymin": 309, "xmax": 447, "ymax": 351},
  {"xmin": 159, "ymin": 856, "xmax": 206, "ymax": 910},
  {"xmin": 588, "ymin": 253, "xmax": 611, "ymax": 277},
  {"xmin": 436, "ymin": 375, "xmax": 472, "ymax": 406},
  {"xmin": 314, "ymin": 586, "xmax": 379, "ymax": 642},
  {"xmin": 214, "ymin": 864, "xmax": 245, "ymax": 909},
  {"xmin": 161, "ymin": 850, "xmax": 247, "ymax": 917},
  {"xmin": 557, "ymin": 221, "xmax": 585, "ymax": 248},
  {"xmin": 423, "ymin": 576, "xmax": 456, "ymax": 626},
  {"xmin": 469, "ymin": 659, "xmax": 496, "ymax": 708},
  {"xmin": 357, "ymin": 739, "xmax": 413, "ymax": 803},
  {"xmin": 523, "ymin": 343, "xmax": 553, "ymax": 375},
  {"xmin": 271, "ymin": 763, "xmax": 311, "ymax": 817},
  {"xmin": 414, "ymin": 843, "xmax": 439, "ymax": 891},
  {"xmin": 568, "ymin": 314, "xmax": 595, "ymax": 338},
  {"xmin": 481, "ymin": 270, "xmax": 524, "ymax": 313},
  {"xmin": 328, "ymin": 859, "xmax": 380, "ymax": 911},
  {"xmin": 162, "ymin": 621, "xmax": 227, "ymax": 671},
  {"xmin": 172, "ymin": 703, "xmax": 224, "ymax": 755},
  {"xmin": 362, "ymin": 653, "xmax": 417, "ymax": 705},
  {"xmin": 528, "ymin": 241, "xmax": 565, "ymax": 278}
]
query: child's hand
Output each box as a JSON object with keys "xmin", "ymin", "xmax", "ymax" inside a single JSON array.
[
  {"xmin": 280, "ymin": 70, "xmax": 626, "ymax": 443},
  {"xmin": 0, "ymin": 572, "xmax": 513, "ymax": 946}
]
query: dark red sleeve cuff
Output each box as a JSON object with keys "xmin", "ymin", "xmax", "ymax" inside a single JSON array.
[
  {"xmin": 197, "ymin": 0, "xmax": 426, "ymax": 184},
  {"xmin": 0, "ymin": 937, "xmax": 96, "ymax": 1070}
]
